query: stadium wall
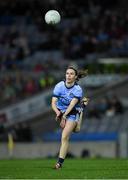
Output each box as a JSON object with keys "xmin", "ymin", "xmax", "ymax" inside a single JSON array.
[{"xmin": 0, "ymin": 142, "xmax": 117, "ymax": 159}]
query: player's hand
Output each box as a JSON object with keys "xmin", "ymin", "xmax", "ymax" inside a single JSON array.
[{"xmin": 55, "ymin": 110, "xmax": 62, "ymax": 121}]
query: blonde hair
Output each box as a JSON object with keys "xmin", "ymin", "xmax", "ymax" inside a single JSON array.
[{"xmin": 67, "ymin": 66, "xmax": 88, "ymax": 81}]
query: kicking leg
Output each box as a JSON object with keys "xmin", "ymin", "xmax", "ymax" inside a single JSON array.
[
  {"xmin": 73, "ymin": 97, "xmax": 89, "ymax": 133},
  {"xmin": 73, "ymin": 111, "xmax": 83, "ymax": 132}
]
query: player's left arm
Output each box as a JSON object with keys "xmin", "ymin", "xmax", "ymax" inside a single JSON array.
[{"xmin": 62, "ymin": 98, "xmax": 79, "ymax": 119}]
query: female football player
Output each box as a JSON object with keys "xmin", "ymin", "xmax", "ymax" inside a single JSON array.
[{"xmin": 51, "ymin": 66, "xmax": 89, "ymax": 169}]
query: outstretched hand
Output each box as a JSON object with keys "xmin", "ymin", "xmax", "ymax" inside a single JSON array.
[{"xmin": 55, "ymin": 111, "xmax": 66, "ymax": 129}]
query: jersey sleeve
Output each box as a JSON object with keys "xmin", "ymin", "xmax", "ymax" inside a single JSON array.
[
  {"xmin": 52, "ymin": 82, "xmax": 62, "ymax": 98},
  {"xmin": 73, "ymin": 86, "xmax": 83, "ymax": 100}
]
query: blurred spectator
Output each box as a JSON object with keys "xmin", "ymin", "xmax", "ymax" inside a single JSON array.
[
  {"xmin": 88, "ymin": 95, "xmax": 124, "ymax": 118},
  {"xmin": 81, "ymin": 149, "xmax": 90, "ymax": 158},
  {"xmin": 13, "ymin": 122, "xmax": 32, "ymax": 142},
  {"xmin": 39, "ymin": 76, "xmax": 47, "ymax": 90},
  {"xmin": 110, "ymin": 95, "xmax": 124, "ymax": 114},
  {"xmin": 33, "ymin": 63, "xmax": 45, "ymax": 73},
  {"xmin": 3, "ymin": 76, "xmax": 16, "ymax": 103},
  {"xmin": 24, "ymin": 78, "xmax": 38, "ymax": 96},
  {"xmin": 96, "ymin": 97, "xmax": 109, "ymax": 114},
  {"xmin": 14, "ymin": 74, "xmax": 24, "ymax": 98},
  {"xmin": 21, "ymin": 122, "xmax": 33, "ymax": 142}
]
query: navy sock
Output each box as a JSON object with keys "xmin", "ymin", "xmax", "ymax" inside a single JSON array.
[{"xmin": 58, "ymin": 157, "xmax": 64, "ymax": 165}]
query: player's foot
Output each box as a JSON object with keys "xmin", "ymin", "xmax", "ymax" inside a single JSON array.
[{"xmin": 54, "ymin": 163, "xmax": 62, "ymax": 169}]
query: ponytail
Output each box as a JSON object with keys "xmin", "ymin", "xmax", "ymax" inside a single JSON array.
[{"xmin": 77, "ymin": 69, "xmax": 88, "ymax": 81}]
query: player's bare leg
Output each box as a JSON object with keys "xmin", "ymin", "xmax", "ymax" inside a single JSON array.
[
  {"xmin": 54, "ymin": 120, "xmax": 76, "ymax": 169},
  {"xmin": 59, "ymin": 120, "xmax": 76, "ymax": 158},
  {"xmin": 73, "ymin": 97, "xmax": 89, "ymax": 133},
  {"xmin": 73, "ymin": 111, "xmax": 83, "ymax": 132}
]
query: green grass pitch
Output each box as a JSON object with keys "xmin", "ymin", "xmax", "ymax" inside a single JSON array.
[{"xmin": 0, "ymin": 158, "xmax": 128, "ymax": 179}]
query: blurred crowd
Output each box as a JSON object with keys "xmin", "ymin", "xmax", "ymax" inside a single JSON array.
[
  {"xmin": 87, "ymin": 95, "xmax": 124, "ymax": 119},
  {"xmin": 0, "ymin": 0, "xmax": 128, "ymax": 63},
  {"xmin": 0, "ymin": 0, "xmax": 128, "ymax": 106},
  {"xmin": 0, "ymin": 73, "xmax": 55, "ymax": 107}
]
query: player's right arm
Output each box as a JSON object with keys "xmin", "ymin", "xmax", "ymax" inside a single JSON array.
[
  {"xmin": 51, "ymin": 97, "xmax": 60, "ymax": 117},
  {"xmin": 52, "ymin": 81, "xmax": 63, "ymax": 120}
]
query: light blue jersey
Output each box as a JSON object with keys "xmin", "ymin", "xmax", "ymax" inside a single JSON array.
[{"xmin": 53, "ymin": 81, "xmax": 83, "ymax": 121}]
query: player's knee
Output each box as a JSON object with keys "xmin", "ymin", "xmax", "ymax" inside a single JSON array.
[
  {"xmin": 74, "ymin": 126, "xmax": 80, "ymax": 133},
  {"xmin": 61, "ymin": 134, "xmax": 69, "ymax": 142}
]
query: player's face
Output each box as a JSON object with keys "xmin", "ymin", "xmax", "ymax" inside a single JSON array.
[{"xmin": 66, "ymin": 69, "xmax": 77, "ymax": 84}]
